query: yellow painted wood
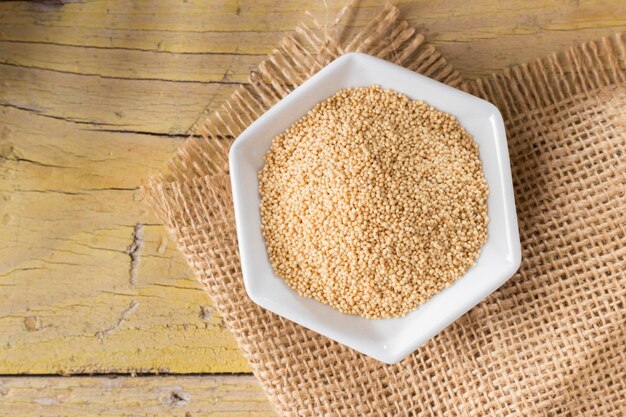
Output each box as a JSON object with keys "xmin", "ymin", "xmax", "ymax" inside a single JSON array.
[
  {"xmin": 1, "ymin": 0, "xmax": 624, "ymax": 78},
  {"xmin": 0, "ymin": 41, "xmax": 262, "ymax": 83},
  {"xmin": 0, "ymin": 63, "xmax": 231, "ymax": 135},
  {"xmin": 0, "ymin": 0, "xmax": 624, "ymax": 380},
  {"xmin": 0, "ymin": 375, "xmax": 276, "ymax": 416},
  {"xmin": 0, "ymin": 105, "xmax": 250, "ymax": 374}
]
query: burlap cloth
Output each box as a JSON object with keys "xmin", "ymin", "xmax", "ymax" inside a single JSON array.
[{"xmin": 144, "ymin": 4, "xmax": 626, "ymax": 416}]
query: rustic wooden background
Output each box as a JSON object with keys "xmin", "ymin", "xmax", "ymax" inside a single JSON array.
[{"xmin": 1, "ymin": 0, "xmax": 625, "ymax": 415}]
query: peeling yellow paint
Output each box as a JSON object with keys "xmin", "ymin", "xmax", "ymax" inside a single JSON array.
[{"xmin": 0, "ymin": 106, "xmax": 250, "ymax": 374}]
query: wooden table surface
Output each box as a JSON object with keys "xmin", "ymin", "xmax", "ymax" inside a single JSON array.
[{"xmin": 1, "ymin": 0, "xmax": 624, "ymax": 415}]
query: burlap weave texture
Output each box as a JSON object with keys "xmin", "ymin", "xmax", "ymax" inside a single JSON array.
[{"xmin": 145, "ymin": 5, "xmax": 626, "ymax": 416}]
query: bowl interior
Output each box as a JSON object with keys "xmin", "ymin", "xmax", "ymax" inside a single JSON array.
[{"xmin": 229, "ymin": 53, "xmax": 520, "ymax": 363}]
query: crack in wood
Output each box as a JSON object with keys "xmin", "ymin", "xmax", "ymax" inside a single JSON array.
[
  {"xmin": 95, "ymin": 300, "xmax": 139, "ymax": 341},
  {"xmin": 0, "ymin": 267, "xmax": 47, "ymax": 279},
  {"xmin": 0, "ymin": 155, "xmax": 73, "ymax": 170},
  {"xmin": 0, "ymin": 188, "xmax": 137, "ymax": 195},
  {"xmin": 126, "ymin": 223, "xmax": 144, "ymax": 287},
  {"xmin": 83, "ymin": 127, "xmax": 197, "ymax": 139},
  {"xmin": 0, "ymin": 102, "xmax": 123, "ymax": 128},
  {"xmin": 150, "ymin": 283, "xmax": 203, "ymax": 292},
  {"xmin": 0, "ymin": 61, "xmax": 249, "ymax": 85},
  {"xmin": 0, "ymin": 38, "xmax": 265, "ymax": 56}
]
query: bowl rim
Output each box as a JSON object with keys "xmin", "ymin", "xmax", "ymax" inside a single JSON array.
[{"xmin": 229, "ymin": 52, "xmax": 521, "ymax": 364}]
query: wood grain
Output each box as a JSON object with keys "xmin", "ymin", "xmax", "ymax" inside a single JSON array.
[
  {"xmin": 1, "ymin": 0, "xmax": 624, "ymax": 78},
  {"xmin": 0, "ymin": 63, "xmax": 230, "ymax": 135},
  {"xmin": 0, "ymin": 375, "xmax": 276, "ymax": 416},
  {"xmin": 0, "ymin": 105, "xmax": 250, "ymax": 374},
  {"xmin": 0, "ymin": 0, "xmax": 625, "ymax": 382}
]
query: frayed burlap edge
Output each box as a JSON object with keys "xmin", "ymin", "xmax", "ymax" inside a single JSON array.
[{"xmin": 463, "ymin": 33, "xmax": 626, "ymax": 120}]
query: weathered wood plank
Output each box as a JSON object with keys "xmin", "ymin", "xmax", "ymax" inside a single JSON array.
[
  {"xmin": 0, "ymin": 0, "xmax": 334, "ymax": 57},
  {"xmin": 1, "ymin": 0, "xmax": 624, "ymax": 136},
  {"xmin": 0, "ymin": 375, "xmax": 276, "ymax": 416},
  {"xmin": 0, "ymin": 41, "xmax": 262, "ymax": 83},
  {"xmin": 0, "ymin": 106, "xmax": 250, "ymax": 374},
  {"xmin": 1, "ymin": 0, "xmax": 624, "ymax": 79},
  {"xmin": 0, "ymin": 63, "xmax": 234, "ymax": 135}
]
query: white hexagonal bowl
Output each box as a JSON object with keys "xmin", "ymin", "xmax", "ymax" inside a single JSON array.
[{"xmin": 229, "ymin": 52, "xmax": 521, "ymax": 364}]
